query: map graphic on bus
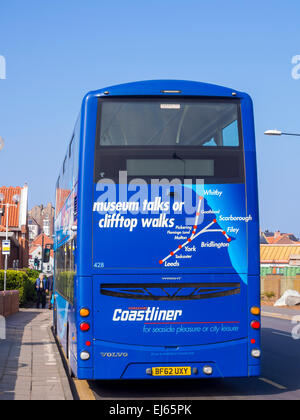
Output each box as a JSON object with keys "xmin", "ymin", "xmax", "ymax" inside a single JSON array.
[
  {"xmin": 158, "ymin": 194, "xmax": 233, "ymax": 266},
  {"xmin": 92, "ymin": 182, "xmax": 248, "ymax": 274}
]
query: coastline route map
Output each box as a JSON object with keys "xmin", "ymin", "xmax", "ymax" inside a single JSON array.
[
  {"xmin": 92, "ymin": 183, "xmax": 249, "ymax": 271},
  {"xmin": 159, "ymin": 195, "xmax": 232, "ymax": 266}
]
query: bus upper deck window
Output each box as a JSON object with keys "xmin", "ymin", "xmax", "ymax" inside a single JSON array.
[{"xmin": 223, "ymin": 121, "xmax": 239, "ymax": 147}]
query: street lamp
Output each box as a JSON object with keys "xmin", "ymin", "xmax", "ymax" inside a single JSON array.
[
  {"xmin": 0, "ymin": 193, "xmax": 20, "ymax": 291},
  {"xmin": 0, "ymin": 137, "xmax": 4, "ymax": 151},
  {"xmin": 264, "ymin": 130, "xmax": 300, "ymax": 137}
]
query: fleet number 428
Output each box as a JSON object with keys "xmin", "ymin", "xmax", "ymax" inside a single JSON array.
[{"xmin": 94, "ymin": 262, "xmax": 105, "ymax": 268}]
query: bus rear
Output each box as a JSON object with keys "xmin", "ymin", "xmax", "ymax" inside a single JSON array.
[{"xmin": 76, "ymin": 80, "xmax": 260, "ymax": 380}]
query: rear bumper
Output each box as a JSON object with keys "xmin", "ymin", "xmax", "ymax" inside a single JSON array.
[{"xmin": 77, "ymin": 338, "xmax": 260, "ymax": 380}]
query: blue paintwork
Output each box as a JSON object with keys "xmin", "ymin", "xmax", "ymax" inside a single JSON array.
[
  {"xmin": 54, "ymin": 80, "xmax": 260, "ymax": 380},
  {"xmin": 93, "ymin": 338, "xmax": 249, "ymax": 379}
]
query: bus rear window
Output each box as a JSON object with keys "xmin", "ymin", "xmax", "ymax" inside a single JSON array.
[
  {"xmin": 97, "ymin": 99, "xmax": 241, "ymax": 147},
  {"xmin": 95, "ymin": 98, "xmax": 244, "ymax": 184}
]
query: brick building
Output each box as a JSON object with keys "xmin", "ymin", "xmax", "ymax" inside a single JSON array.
[
  {"xmin": 28, "ymin": 203, "xmax": 54, "ymax": 243},
  {"xmin": 0, "ymin": 185, "xmax": 29, "ymax": 269},
  {"xmin": 260, "ymin": 244, "xmax": 300, "ymax": 298}
]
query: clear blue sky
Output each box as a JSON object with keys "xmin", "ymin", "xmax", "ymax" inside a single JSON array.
[{"xmin": 0, "ymin": 1, "xmax": 300, "ymax": 236}]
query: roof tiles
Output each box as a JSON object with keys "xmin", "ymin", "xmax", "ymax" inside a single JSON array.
[
  {"xmin": 261, "ymin": 244, "xmax": 300, "ymax": 264},
  {"xmin": 0, "ymin": 186, "xmax": 21, "ymax": 229}
]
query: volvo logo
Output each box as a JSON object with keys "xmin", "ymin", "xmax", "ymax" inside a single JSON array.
[{"xmin": 101, "ymin": 352, "xmax": 128, "ymax": 358}]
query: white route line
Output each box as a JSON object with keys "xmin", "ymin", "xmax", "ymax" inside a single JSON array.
[
  {"xmin": 159, "ymin": 196, "xmax": 232, "ymax": 265},
  {"xmin": 190, "ymin": 196, "xmax": 203, "ymax": 239}
]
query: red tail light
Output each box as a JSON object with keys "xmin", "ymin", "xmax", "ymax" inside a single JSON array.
[
  {"xmin": 251, "ymin": 321, "xmax": 260, "ymax": 330},
  {"xmin": 80, "ymin": 322, "xmax": 90, "ymax": 332}
]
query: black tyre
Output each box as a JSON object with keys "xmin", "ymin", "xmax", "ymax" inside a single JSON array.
[
  {"xmin": 67, "ymin": 325, "xmax": 74, "ymax": 378},
  {"xmin": 53, "ymin": 302, "xmax": 58, "ymax": 336}
]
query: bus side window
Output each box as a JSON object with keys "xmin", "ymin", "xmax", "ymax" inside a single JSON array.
[
  {"xmin": 73, "ymin": 118, "xmax": 80, "ymax": 185},
  {"xmin": 69, "ymin": 135, "xmax": 75, "ymax": 190}
]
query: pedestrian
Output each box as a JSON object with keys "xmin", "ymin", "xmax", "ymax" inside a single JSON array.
[
  {"xmin": 48, "ymin": 274, "xmax": 54, "ymax": 310},
  {"xmin": 35, "ymin": 273, "xmax": 49, "ymax": 309}
]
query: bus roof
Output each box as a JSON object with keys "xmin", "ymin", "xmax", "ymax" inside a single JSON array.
[{"xmin": 85, "ymin": 80, "xmax": 251, "ymax": 101}]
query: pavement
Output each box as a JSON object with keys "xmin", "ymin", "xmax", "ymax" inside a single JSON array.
[
  {"xmin": 0, "ymin": 308, "xmax": 73, "ymax": 400},
  {"xmin": 261, "ymin": 305, "xmax": 300, "ymax": 320}
]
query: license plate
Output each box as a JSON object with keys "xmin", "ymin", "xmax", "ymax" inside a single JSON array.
[{"xmin": 152, "ymin": 366, "xmax": 192, "ymax": 377}]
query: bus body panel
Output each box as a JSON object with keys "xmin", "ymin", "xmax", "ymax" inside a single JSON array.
[
  {"xmin": 54, "ymin": 80, "xmax": 261, "ymax": 380},
  {"xmin": 93, "ymin": 273, "xmax": 248, "ymax": 347},
  {"xmin": 247, "ymin": 274, "xmax": 261, "ymax": 370},
  {"xmin": 92, "ymin": 338, "xmax": 249, "ymax": 380},
  {"xmin": 240, "ymin": 95, "xmax": 260, "ymax": 277}
]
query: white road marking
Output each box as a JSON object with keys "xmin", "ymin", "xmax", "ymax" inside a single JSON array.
[
  {"xmin": 259, "ymin": 377, "xmax": 287, "ymax": 390},
  {"xmin": 272, "ymin": 331, "xmax": 291, "ymax": 338}
]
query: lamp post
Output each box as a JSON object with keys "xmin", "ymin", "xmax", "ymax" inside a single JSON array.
[
  {"xmin": 264, "ymin": 130, "xmax": 300, "ymax": 137},
  {"xmin": 0, "ymin": 193, "xmax": 20, "ymax": 291},
  {"xmin": 0, "ymin": 137, "xmax": 4, "ymax": 151}
]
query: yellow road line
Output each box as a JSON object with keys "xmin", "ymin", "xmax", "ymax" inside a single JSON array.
[
  {"xmin": 59, "ymin": 347, "xmax": 95, "ymax": 400},
  {"xmin": 259, "ymin": 377, "xmax": 287, "ymax": 390},
  {"xmin": 73, "ymin": 379, "xmax": 96, "ymax": 401}
]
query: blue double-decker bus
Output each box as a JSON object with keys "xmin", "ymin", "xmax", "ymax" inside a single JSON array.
[{"xmin": 54, "ymin": 80, "xmax": 261, "ymax": 380}]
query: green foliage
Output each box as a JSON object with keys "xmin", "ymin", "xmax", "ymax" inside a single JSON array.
[
  {"xmin": 0, "ymin": 270, "xmax": 38, "ymax": 306},
  {"xmin": 23, "ymin": 269, "xmax": 39, "ymax": 302},
  {"xmin": 24, "ymin": 268, "xmax": 40, "ymax": 280},
  {"xmin": 264, "ymin": 291, "xmax": 276, "ymax": 299}
]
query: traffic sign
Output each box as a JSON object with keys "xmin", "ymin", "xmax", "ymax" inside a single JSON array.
[{"xmin": 2, "ymin": 240, "xmax": 10, "ymax": 255}]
